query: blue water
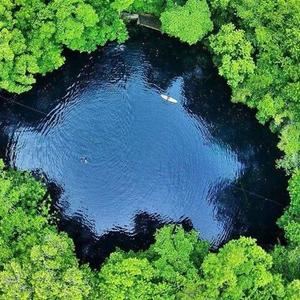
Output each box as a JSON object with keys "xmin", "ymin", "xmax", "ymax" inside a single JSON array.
[{"xmin": 0, "ymin": 29, "xmax": 287, "ymax": 266}]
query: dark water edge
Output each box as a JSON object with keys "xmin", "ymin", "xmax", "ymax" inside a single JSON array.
[{"xmin": 0, "ymin": 28, "xmax": 288, "ymax": 268}]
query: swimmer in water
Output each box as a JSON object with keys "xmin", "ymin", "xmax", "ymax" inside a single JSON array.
[{"xmin": 80, "ymin": 156, "xmax": 88, "ymax": 164}]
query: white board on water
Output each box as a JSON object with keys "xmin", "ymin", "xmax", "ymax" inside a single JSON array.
[{"xmin": 160, "ymin": 94, "xmax": 178, "ymax": 104}]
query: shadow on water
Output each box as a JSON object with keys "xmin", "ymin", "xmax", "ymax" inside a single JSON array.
[
  {"xmin": 57, "ymin": 209, "xmax": 193, "ymax": 269},
  {"xmin": 0, "ymin": 27, "xmax": 288, "ymax": 267}
]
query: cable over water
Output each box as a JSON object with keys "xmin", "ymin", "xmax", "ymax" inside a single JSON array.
[{"xmin": 0, "ymin": 29, "xmax": 288, "ymax": 264}]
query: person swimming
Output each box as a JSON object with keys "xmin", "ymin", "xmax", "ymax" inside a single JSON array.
[{"xmin": 80, "ymin": 156, "xmax": 88, "ymax": 164}]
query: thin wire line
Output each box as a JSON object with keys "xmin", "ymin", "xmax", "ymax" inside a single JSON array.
[
  {"xmin": 0, "ymin": 94, "xmax": 48, "ymax": 116},
  {"xmin": 228, "ymin": 182, "xmax": 284, "ymax": 207},
  {"xmin": 0, "ymin": 93, "xmax": 286, "ymax": 208}
]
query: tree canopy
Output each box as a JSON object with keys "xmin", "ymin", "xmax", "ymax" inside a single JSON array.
[
  {"xmin": 0, "ymin": 0, "xmax": 300, "ymax": 299},
  {"xmin": 160, "ymin": 0, "xmax": 213, "ymax": 45},
  {"xmin": 0, "ymin": 163, "xmax": 299, "ymax": 299},
  {"xmin": 0, "ymin": 0, "xmax": 130, "ymax": 94},
  {"xmin": 209, "ymin": 23, "xmax": 255, "ymax": 88},
  {"xmin": 0, "ymin": 161, "xmax": 93, "ymax": 299},
  {"xmin": 208, "ymin": 0, "xmax": 300, "ymax": 172}
]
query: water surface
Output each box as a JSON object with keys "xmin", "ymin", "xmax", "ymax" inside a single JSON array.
[{"xmin": 0, "ymin": 29, "xmax": 287, "ymax": 266}]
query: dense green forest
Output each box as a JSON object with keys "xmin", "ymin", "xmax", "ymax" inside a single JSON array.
[
  {"xmin": 0, "ymin": 0, "xmax": 299, "ymax": 299},
  {"xmin": 0, "ymin": 164, "xmax": 299, "ymax": 298}
]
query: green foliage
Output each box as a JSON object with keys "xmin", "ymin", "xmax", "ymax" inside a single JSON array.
[
  {"xmin": 99, "ymin": 229, "xmax": 300, "ymax": 299},
  {"xmin": 201, "ymin": 238, "xmax": 285, "ymax": 299},
  {"xmin": 98, "ymin": 253, "xmax": 172, "ymax": 300},
  {"xmin": 285, "ymin": 280, "xmax": 300, "ymax": 300},
  {"xmin": 1, "ymin": 0, "xmax": 300, "ymax": 298},
  {"xmin": 180, "ymin": 237, "xmax": 285, "ymax": 299},
  {"xmin": 0, "ymin": 233, "xmax": 92, "ymax": 299},
  {"xmin": 0, "ymin": 163, "xmax": 94, "ymax": 299},
  {"xmin": 278, "ymin": 125, "xmax": 300, "ymax": 171},
  {"xmin": 160, "ymin": 0, "xmax": 213, "ymax": 45},
  {"xmin": 98, "ymin": 226, "xmax": 209, "ymax": 299},
  {"xmin": 112, "ymin": 0, "xmax": 135, "ymax": 13},
  {"xmin": 207, "ymin": 0, "xmax": 300, "ymax": 287},
  {"xmin": 208, "ymin": 0, "xmax": 300, "ymax": 171},
  {"xmin": 0, "ymin": 164, "xmax": 49, "ymax": 264},
  {"xmin": 146, "ymin": 225, "xmax": 209, "ymax": 286},
  {"xmin": 272, "ymin": 172, "xmax": 300, "ymax": 283},
  {"xmin": 130, "ymin": 0, "xmax": 166, "ymax": 16},
  {"xmin": 0, "ymin": 163, "xmax": 299, "ymax": 299},
  {"xmin": 0, "ymin": 0, "xmax": 129, "ymax": 94},
  {"xmin": 272, "ymin": 245, "xmax": 300, "ymax": 283},
  {"xmin": 278, "ymin": 171, "xmax": 300, "ymax": 247},
  {"xmin": 209, "ymin": 23, "xmax": 255, "ymax": 88}
]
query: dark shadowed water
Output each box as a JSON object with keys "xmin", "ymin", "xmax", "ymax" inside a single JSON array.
[{"xmin": 0, "ymin": 29, "xmax": 287, "ymax": 266}]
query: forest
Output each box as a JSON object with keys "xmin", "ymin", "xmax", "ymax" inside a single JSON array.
[{"xmin": 0, "ymin": 0, "xmax": 299, "ymax": 299}]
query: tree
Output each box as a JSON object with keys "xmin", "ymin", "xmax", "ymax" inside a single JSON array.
[
  {"xmin": 160, "ymin": 0, "xmax": 213, "ymax": 45},
  {"xmin": 98, "ymin": 252, "xmax": 173, "ymax": 300},
  {"xmin": 130, "ymin": 0, "xmax": 166, "ymax": 16},
  {"xmin": 180, "ymin": 237, "xmax": 285, "ymax": 300},
  {"xmin": 147, "ymin": 225, "xmax": 209, "ymax": 284},
  {"xmin": 285, "ymin": 280, "xmax": 300, "ymax": 300},
  {"xmin": 0, "ymin": 0, "xmax": 129, "ymax": 94},
  {"xmin": 208, "ymin": 0, "xmax": 300, "ymax": 171},
  {"xmin": 98, "ymin": 226, "xmax": 209, "ymax": 299},
  {"xmin": 209, "ymin": 23, "xmax": 255, "ymax": 89},
  {"xmin": 0, "ymin": 162, "xmax": 95, "ymax": 299},
  {"xmin": 272, "ymin": 171, "xmax": 300, "ymax": 283},
  {"xmin": 1, "ymin": 0, "xmax": 300, "ymax": 297},
  {"xmin": 272, "ymin": 245, "xmax": 300, "ymax": 283},
  {"xmin": 277, "ymin": 171, "xmax": 300, "ymax": 247},
  {"xmin": 0, "ymin": 233, "xmax": 92, "ymax": 299},
  {"xmin": 0, "ymin": 159, "xmax": 298, "ymax": 299}
]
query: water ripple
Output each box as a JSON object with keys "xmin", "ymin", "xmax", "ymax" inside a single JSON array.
[{"xmin": 0, "ymin": 32, "xmax": 287, "ymax": 262}]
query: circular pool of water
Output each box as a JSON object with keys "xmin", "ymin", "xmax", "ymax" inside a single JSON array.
[{"xmin": 0, "ymin": 29, "xmax": 287, "ymax": 265}]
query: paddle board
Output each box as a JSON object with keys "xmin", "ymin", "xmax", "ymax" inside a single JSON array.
[{"xmin": 160, "ymin": 94, "xmax": 178, "ymax": 104}]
